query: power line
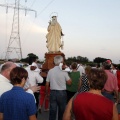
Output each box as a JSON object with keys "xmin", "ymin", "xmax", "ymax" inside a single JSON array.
[
  {"xmin": 23, "ymin": 0, "xmax": 56, "ymax": 42},
  {"xmin": 20, "ymin": 0, "xmax": 38, "ymax": 34},
  {"xmin": 37, "ymin": 0, "xmax": 56, "ymax": 16},
  {"xmin": 30, "ymin": 0, "xmax": 36, "ymax": 8},
  {"xmin": 0, "ymin": 0, "xmax": 37, "ymax": 60}
]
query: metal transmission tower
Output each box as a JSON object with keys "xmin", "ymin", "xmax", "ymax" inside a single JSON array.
[{"xmin": 0, "ymin": 0, "xmax": 37, "ymax": 60}]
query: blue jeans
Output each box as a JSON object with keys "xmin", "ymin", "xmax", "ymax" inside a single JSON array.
[
  {"xmin": 49, "ymin": 90, "xmax": 67, "ymax": 120},
  {"xmin": 102, "ymin": 91, "xmax": 114, "ymax": 102}
]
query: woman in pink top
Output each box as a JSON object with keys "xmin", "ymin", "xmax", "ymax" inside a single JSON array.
[{"xmin": 63, "ymin": 69, "xmax": 118, "ymax": 120}]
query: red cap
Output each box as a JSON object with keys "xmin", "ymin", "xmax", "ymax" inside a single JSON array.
[{"xmin": 106, "ymin": 60, "xmax": 111, "ymax": 65}]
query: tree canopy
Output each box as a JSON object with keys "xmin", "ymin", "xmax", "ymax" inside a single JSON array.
[
  {"xmin": 93, "ymin": 57, "xmax": 111, "ymax": 63},
  {"xmin": 20, "ymin": 53, "xmax": 39, "ymax": 63}
]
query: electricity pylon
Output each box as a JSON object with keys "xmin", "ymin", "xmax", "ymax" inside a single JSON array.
[{"xmin": 0, "ymin": 0, "xmax": 37, "ymax": 60}]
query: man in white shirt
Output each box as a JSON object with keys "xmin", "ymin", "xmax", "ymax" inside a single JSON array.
[
  {"xmin": 0, "ymin": 62, "xmax": 40, "ymax": 97},
  {"xmin": 25, "ymin": 62, "xmax": 43, "ymax": 112},
  {"xmin": 77, "ymin": 63, "xmax": 85, "ymax": 76},
  {"xmin": 46, "ymin": 55, "xmax": 72, "ymax": 120},
  {"xmin": 25, "ymin": 64, "xmax": 43, "ymax": 87},
  {"xmin": 111, "ymin": 64, "xmax": 117, "ymax": 76}
]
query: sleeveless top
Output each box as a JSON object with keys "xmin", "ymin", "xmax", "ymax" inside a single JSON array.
[
  {"xmin": 66, "ymin": 71, "xmax": 80, "ymax": 92},
  {"xmin": 73, "ymin": 92, "xmax": 113, "ymax": 120},
  {"xmin": 79, "ymin": 73, "xmax": 90, "ymax": 92}
]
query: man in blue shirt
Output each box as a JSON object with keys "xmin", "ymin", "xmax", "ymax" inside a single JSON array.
[{"xmin": 0, "ymin": 67, "xmax": 37, "ymax": 120}]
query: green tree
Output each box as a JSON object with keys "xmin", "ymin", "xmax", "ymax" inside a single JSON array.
[
  {"xmin": 20, "ymin": 53, "xmax": 39, "ymax": 64},
  {"xmin": 65, "ymin": 56, "xmax": 89, "ymax": 65},
  {"xmin": 93, "ymin": 57, "xmax": 109, "ymax": 63},
  {"xmin": 27, "ymin": 53, "xmax": 38, "ymax": 59}
]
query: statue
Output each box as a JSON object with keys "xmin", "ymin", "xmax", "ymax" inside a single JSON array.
[{"xmin": 46, "ymin": 16, "xmax": 64, "ymax": 53}]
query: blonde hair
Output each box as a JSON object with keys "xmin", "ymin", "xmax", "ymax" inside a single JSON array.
[{"xmin": 85, "ymin": 66, "xmax": 91, "ymax": 74}]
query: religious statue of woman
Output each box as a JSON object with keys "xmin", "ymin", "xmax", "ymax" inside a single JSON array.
[{"xmin": 46, "ymin": 16, "xmax": 64, "ymax": 53}]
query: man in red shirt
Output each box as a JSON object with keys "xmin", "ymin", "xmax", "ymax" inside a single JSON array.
[{"xmin": 102, "ymin": 60, "xmax": 118, "ymax": 103}]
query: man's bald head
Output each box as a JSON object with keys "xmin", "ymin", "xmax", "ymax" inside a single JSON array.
[
  {"xmin": 0, "ymin": 62, "xmax": 17, "ymax": 80},
  {"xmin": 1, "ymin": 62, "xmax": 16, "ymax": 72}
]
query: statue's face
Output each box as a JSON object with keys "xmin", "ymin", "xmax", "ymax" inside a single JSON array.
[
  {"xmin": 51, "ymin": 16, "xmax": 57, "ymax": 25},
  {"xmin": 52, "ymin": 16, "xmax": 57, "ymax": 21}
]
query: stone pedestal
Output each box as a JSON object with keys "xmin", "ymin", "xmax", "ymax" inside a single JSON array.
[{"xmin": 41, "ymin": 52, "xmax": 65, "ymax": 77}]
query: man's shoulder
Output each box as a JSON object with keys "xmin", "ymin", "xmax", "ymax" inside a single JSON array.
[
  {"xmin": 14, "ymin": 89, "xmax": 34, "ymax": 100},
  {"xmin": 48, "ymin": 67, "xmax": 68, "ymax": 76},
  {"xmin": 23, "ymin": 91, "xmax": 34, "ymax": 98},
  {"xmin": 105, "ymin": 70, "xmax": 117, "ymax": 79},
  {"xmin": 20, "ymin": 92, "xmax": 35, "ymax": 103},
  {"xmin": 0, "ymin": 80, "xmax": 12, "ymax": 86},
  {"xmin": 48, "ymin": 67, "xmax": 56, "ymax": 72},
  {"xmin": 105, "ymin": 70, "xmax": 114, "ymax": 75},
  {"xmin": 0, "ymin": 89, "xmax": 12, "ymax": 98},
  {"xmin": 0, "ymin": 82, "xmax": 13, "ymax": 97}
]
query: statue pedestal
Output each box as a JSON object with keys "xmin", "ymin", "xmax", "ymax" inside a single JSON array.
[{"xmin": 41, "ymin": 52, "xmax": 65, "ymax": 77}]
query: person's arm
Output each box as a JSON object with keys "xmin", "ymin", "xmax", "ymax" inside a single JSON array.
[
  {"xmin": 112, "ymin": 104, "xmax": 118, "ymax": 120},
  {"xmin": 25, "ymin": 85, "xmax": 40, "ymax": 103},
  {"xmin": 66, "ymin": 79, "xmax": 72, "ymax": 85},
  {"xmin": 114, "ymin": 76, "xmax": 119, "ymax": 103},
  {"xmin": 29, "ymin": 115, "xmax": 36, "ymax": 120},
  {"xmin": 63, "ymin": 98, "xmax": 73, "ymax": 120},
  {"xmin": 47, "ymin": 23, "xmax": 51, "ymax": 32},
  {"xmin": 114, "ymin": 90, "xmax": 119, "ymax": 103},
  {"xmin": 36, "ymin": 73, "xmax": 43, "ymax": 83},
  {"xmin": 24, "ymin": 78, "xmax": 40, "ymax": 93},
  {"xmin": 27, "ymin": 95, "xmax": 37, "ymax": 119},
  {"xmin": 0, "ymin": 113, "xmax": 3, "ymax": 120},
  {"xmin": 27, "ymin": 85, "xmax": 40, "ymax": 93},
  {"xmin": 0, "ymin": 97, "xmax": 3, "ymax": 120},
  {"xmin": 77, "ymin": 78, "xmax": 82, "ymax": 91},
  {"xmin": 66, "ymin": 72, "xmax": 72, "ymax": 85}
]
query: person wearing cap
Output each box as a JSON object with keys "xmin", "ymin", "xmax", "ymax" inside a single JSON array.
[
  {"xmin": 102, "ymin": 60, "xmax": 119, "ymax": 103},
  {"xmin": 46, "ymin": 16, "xmax": 64, "ymax": 53},
  {"xmin": 24, "ymin": 62, "xmax": 43, "ymax": 87},
  {"xmin": 25, "ymin": 61, "xmax": 43, "ymax": 115}
]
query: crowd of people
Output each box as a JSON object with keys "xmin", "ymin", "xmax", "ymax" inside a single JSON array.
[{"xmin": 0, "ymin": 55, "xmax": 120, "ymax": 120}]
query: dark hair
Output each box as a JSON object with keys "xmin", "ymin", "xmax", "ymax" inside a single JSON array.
[
  {"xmin": 29, "ymin": 57, "xmax": 37, "ymax": 65},
  {"xmin": 118, "ymin": 65, "xmax": 120, "ymax": 70},
  {"xmin": 102, "ymin": 60, "xmax": 111, "ymax": 70},
  {"xmin": 10, "ymin": 67, "xmax": 28, "ymax": 85},
  {"xmin": 88, "ymin": 69, "xmax": 107, "ymax": 90},
  {"xmin": 71, "ymin": 62, "xmax": 77, "ymax": 69}
]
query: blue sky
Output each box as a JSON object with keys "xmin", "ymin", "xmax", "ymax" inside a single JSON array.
[{"xmin": 0, "ymin": 0, "xmax": 120, "ymax": 63}]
